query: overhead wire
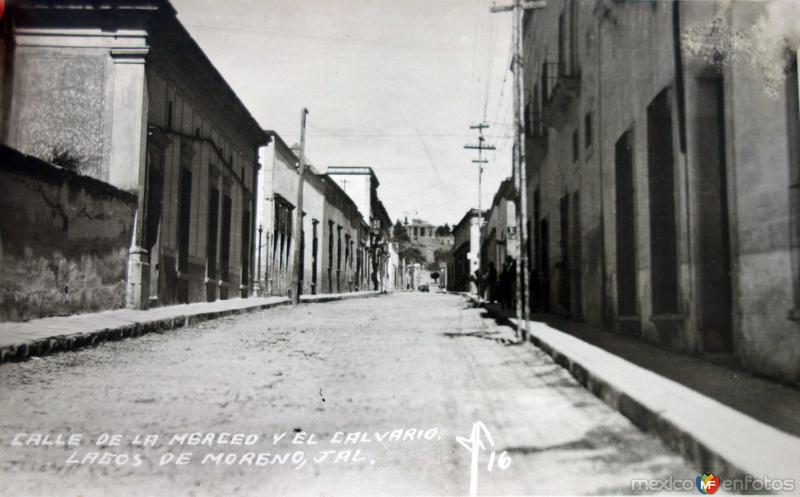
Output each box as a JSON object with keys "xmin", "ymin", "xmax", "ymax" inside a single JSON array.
[
  {"xmin": 184, "ymin": 22, "xmax": 473, "ymax": 54},
  {"xmin": 415, "ymin": 128, "xmax": 447, "ymax": 191},
  {"xmin": 467, "ymin": 0, "xmax": 489, "ymax": 122},
  {"xmin": 482, "ymin": 12, "xmax": 499, "ymax": 122},
  {"xmin": 306, "ymin": 133, "xmax": 511, "ymax": 139}
]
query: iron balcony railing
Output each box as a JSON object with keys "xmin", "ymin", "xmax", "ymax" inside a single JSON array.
[{"xmin": 541, "ymin": 61, "xmax": 564, "ymax": 104}]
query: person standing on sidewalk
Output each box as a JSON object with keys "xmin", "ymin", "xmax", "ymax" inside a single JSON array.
[
  {"xmin": 486, "ymin": 261, "xmax": 498, "ymax": 303},
  {"xmin": 499, "ymin": 255, "xmax": 516, "ymax": 309}
]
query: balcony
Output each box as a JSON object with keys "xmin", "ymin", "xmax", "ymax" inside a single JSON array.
[
  {"xmin": 540, "ymin": 61, "xmax": 581, "ymax": 130},
  {"xmin": 525, "ymin": 109, "xmax": 548, "ymax": 170}
]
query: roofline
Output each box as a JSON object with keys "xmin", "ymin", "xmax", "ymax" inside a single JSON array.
[
  {"xmin": 374, "ymin": 199, "xmax": 392, "ymax": 228},
  {"xmin": 160, "ymin": 2, "xmax": 267, "ymax": 144},
  {"xmin": 453, "ymin": 208, "xmax": 485, "ymax": 232},
  {"xmin": 264, "ymin": 130, "xmax": 295, "ymax": 159},
  {"xmin": 321, "ymin": 173, "xmax": 363, "ymax": 220},
  {"xmin": 326, "ymin": 165, "xmax": 380, "ymax": 188},
  {"xmin": 489, "ymin": 177, "xmax": 515, "ymax": 209},
  {"xmin": 12, "ymin": 0, "xmax": 267, "ymax": 145}
]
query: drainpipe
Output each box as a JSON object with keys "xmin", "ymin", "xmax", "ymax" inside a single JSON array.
[
  {"xmin": 597, "ymin": 6, "xmax": 609, "ymax": 325},
  {"xmin": 672, "ymin": 0, "xmax": 687, "ymax": 155}
]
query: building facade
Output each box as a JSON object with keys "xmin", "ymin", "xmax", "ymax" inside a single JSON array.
[
  {"xmin": 481, "ymin": 178, "xmax": 518, "ymax": 280},
  {"xmin": 327, "ymin": 166, "xmax": 394, "ymax": 291},
  {"xmin": 256, "ymin": 133, "xmax": 327, "ymax": 297},
  {"xmin": 386, "ymin": 241, "xmax": 405, "ymax": 291},
  {"xmin": 319, "ymin": 174, "xmax": 368, "ymax": 294},
  {"xmin": 406, "ymin": 218, "xmax": 436, "ymax": 240},
  {"xmin": 446, "ymin": 209, "xmax": 482, "ymax": 293},
  {"xmin": 522, "ymin": 0, "xmax": 800, "ymax": 385},
  {"xmin": 255, "ymin": 146, "xmax": 399, "ymax": 297},
  {"xmin": 3, "ymin": 0, "xmax": 266, "ymax": 309}
]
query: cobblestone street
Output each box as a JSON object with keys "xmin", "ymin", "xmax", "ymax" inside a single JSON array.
[{"xmin": 0, "ymin": 293, "xmax": 693, "ymax": 496}]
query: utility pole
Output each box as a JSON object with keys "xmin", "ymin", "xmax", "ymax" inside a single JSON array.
[
  {"xmin": 291, "ymin": 108, "xmax": 309, "ymax": 305},
  {"xmin": 491, "ymin": 0, "xmax": 545, "ymax": 340},
  {"xmin": 464, "ymin": 123, "xmax": 495, "ymax": 298}
]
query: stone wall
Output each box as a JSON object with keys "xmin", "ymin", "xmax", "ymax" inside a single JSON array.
[
  {"xmin": 6, "ymin": 42, "xmax": 116, "ymax": 182},
  {"xmin": 0, "ymin": 145, "xmax": 136, "ymax": 321}
]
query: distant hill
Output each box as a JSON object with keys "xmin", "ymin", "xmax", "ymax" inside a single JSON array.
[{"xmin": 392, "ymin": 220, "xmax": 453, "ymax": 271}]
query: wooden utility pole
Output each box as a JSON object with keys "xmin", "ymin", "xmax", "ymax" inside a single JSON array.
[
  {"xmin": 464, "ymin": 123, "xmax": 495, "ymax": 297},
  {"xmin": 491, "ymin": 0, "xmax": 545, "ymax": 340},
  {"xmin": 291, "ymin": 108, "xmax": 309, "ymax": 305}
]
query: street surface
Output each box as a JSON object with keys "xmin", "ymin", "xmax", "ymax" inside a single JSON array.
[{"xmin": 0, "ymin": 293, "xmax": 692, "ymax": 496}]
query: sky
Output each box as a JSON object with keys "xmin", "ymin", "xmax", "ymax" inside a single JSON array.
[{"xmin": 172, "ymin": 0, "xmax": 514, "ymax": 226}]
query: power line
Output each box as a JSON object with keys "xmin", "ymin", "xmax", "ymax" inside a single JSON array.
[
  {"xmin": 482, "ymin": 13, "xmax": 500, "ymax": 121},
  {"xmin": 488, "ymin": 41, "xmax": 514, "ymax": 131},
  {"xmin": 467, "ymin": 0, "xmax": 490, "ymax": 122},
  {"xmin": 305, "ymin": 133, "xmax": 511, "ymax": 139},
  {"xmin": 415, "ymin": 129, "xmax": 447, "ymax": 191},
  {"xmin": 184, "ymin": 22, "xmax": 473, "ymax": 54}
]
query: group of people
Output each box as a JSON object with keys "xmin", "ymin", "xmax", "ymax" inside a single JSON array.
[{"xmin": 472, "ymin": 255, "xmax": 517, "ymax": 309}]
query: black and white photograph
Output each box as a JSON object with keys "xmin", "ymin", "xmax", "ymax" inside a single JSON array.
[{"xmin": 1, "ymin": 0, "xmax": 799, "ymax": 495}]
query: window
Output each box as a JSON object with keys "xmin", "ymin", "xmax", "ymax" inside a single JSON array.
[
  {"xmin": 327, "ymin": 220, "xmax": 334, "ymax": 291},
  {"xmin": 337, "ymin": 226, "xmax": 343, "ymax": 272},
  {"xmin": 336, "ymin": 225, "xmax": 343, "ymax": 293},
  {"xmin": 273, "ymin": 195, "xmax": 294, "ymax": 273},
  {"xmin": 298, "ymin": 213, "xmax": 306, "ymax": 290},
  {"xmin": 345, "ymin": 234, "xmax": 351, "ymax": 277},
  {"xmin": 559, "ymin": 196, "xmax": 570, "ymax": 310},
  {"xmin": 220, "ymin": 194, "xmax": 232, "ymax": 282},
  {"xmin": 532, "ymin": 83, "xmax": 541, "ymax": 137},
  {"xmin": 569, "ymin": 0, "xmax": 579, "ymax": 75},
  {"xmin": 585, "ymin": 112, "xmax": 593, "ymax": 150},
  {"xmin": 167, "ymin": 102, "xmax": 174, "ymax": 130},
  {"xmin": 241, "ymin": 203, "xmax": 251, "ymax": 289},
  {"xmin": 311, "ymin": 220, "xmax": 319, "ymax": 294},
  {"xmin": 350, "ymin": 239, "xmax": 355, "ymax": 271},
  {"xmin": 525, "ymin": 103, "xmax": 531, "ymax": 138},
  {"xmin": 207, "ymin": 185, "xmax": 219, "ymax": 279},
  {"xmin": 572, "ymin": 130, "xmax": 579, "ymax": 163},
  {"xmin": 558, "ymin": 12, "xmax": 566, "ymax": 70},
  {"xmin": 787, "ymin": 52, "xmax": 800, "ymax": 316},
  {"xmin": 541, "ymin": 62, "xmax": 549, "ymax": 103},
  {"xmin": 177, "ymin": 167, "xmax": 192, "ymax": 273}
]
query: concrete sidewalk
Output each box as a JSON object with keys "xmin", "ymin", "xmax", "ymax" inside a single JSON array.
[
  {"xmin": 0, "ymin": 291, "xmax": 381, "ymax": 363},
  {"xmin": 471, "ymin": 296, "xmax": 800, "ymax": 485}
]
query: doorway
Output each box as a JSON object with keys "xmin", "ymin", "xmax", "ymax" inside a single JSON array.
[
  {"xmin": 615, "ymin": 130, "xmax": 638, "ymax": 317},
  {"xmin": 312, "ymin": 220, "xmax": 319, "ymax": 295},
  {"xmin": 647, "ymin": 89, "xmax": 679, "ymax": 315},
  {"xmin": 539, "ymin": 217, "xmax": 550, "ymax": 312},
  {"xmin": 695, "ymin": 77, "xmax": 733, "ymax": 352}
]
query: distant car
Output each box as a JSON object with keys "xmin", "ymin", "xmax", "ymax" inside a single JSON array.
[{"xmin": 418, "ymin": 284, "xmax": 429, "ymax": 292}]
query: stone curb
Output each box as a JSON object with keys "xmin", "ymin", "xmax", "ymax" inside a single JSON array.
[
  {"xmin": 472, "ymin": 295, "xmax": 800, "ymax": 484},
  {"xmin": 0, "ymin": 291, "xmax": 381, "ymax": 365}
]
